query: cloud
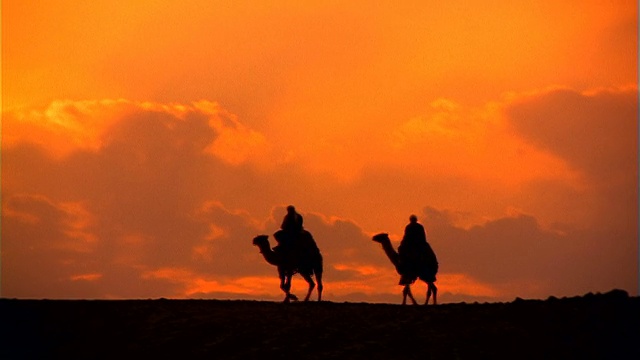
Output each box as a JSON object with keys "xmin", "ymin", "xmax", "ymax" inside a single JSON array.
[
  {"xmin": 2, "ymin": 194, "xmax": 102, "ymax": 298},
  {"xmin": 2, "ymin": 100, "xmax": 394, "ymax": 299},
  {"xmin": 505, "ymin": 86, "xmax": 638, "ymax": 183},
  {"xmin": 420, "ymin": 205, "xmax": 637, "ymax": 299},
  {"xmin": 1, "ymin": 191, "xmax": 504, "ymax": 301},
  {"xmin": 503, "ymin": 85, "xmax": 638, "ymax": 246},
  {"xmin": 392, "ymin": 98, "xmax": 467, "ymax": 146},
  {"xmin": 2, "ymin": 99, "xmax": 132, "ymax": 158},
  {"xmin": 2, "ymin": 92, "xmax": 636, "ymax": 302},
  {"xmin": 194, "ymin": 101, "xmax": 269, "ymax": 166},
  {"xmin": 2, "ymin": 99, "xmax": 270, "ymax": 166},
  {"xmin": 2, "ymin": 100, "xmax": 268, "ymax": 298}
]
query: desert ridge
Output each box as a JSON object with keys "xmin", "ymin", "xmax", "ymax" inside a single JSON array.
[{"xmin": 1, "ymin": 289, "xmax": 638, "ymax": 359}]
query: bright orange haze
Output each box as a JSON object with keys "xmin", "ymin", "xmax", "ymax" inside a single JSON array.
[{"xmin": 2, "ymin": 1, "xmax": 638, "ymax": 303}]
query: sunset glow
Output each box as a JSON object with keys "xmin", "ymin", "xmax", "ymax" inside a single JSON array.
[{"xmin": 2, "ymin": 1, "xmax": 638, "ymax": 303}]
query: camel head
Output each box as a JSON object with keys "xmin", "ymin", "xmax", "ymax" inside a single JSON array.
[
  {"xmin": 372, "ymin": 233, "xmax": 390, "ymax": 244},
  {"xmin": 252, "ymin": 235, "xmax": 270, "ymax": 247}
]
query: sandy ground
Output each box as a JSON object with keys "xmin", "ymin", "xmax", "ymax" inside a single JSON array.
[{"xmin": 1, "ymin": 289, "xmax": 638, "ymax": 359}]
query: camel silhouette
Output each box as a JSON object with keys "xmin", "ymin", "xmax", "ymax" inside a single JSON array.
[
  {"xmin": 372, "ymin": 233, "xmax": 438, "ymax": 305},
  {"xmin": 252, "ymin": 231, "xmax": 324, "ymax": 302}
]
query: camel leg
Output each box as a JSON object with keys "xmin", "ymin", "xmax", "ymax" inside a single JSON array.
[
  {"xmin": 425, "ymin": 282, "xmax": 438, "ymax": 305},
  {"xmin": 315, "ymin": 271, "xmax": 323, "ymax": 302},
  {"xmin": 402, "ymin": 285, "xmax": 407, "ymax": 305},
  {"xmin": 402, "ymin": 285, "xmax": 417, "ymax": 305},
  {"xmin": 279, "ymin": 271, "xmax": 296, "ymax": 303},
  {"xmin": 431, "ymin": 283, "xmax": 437, "ymax": 305},
  {"xmin": 285, "ymin": 275, "xmax": 299, "ymax": 302},
  {"xmin": 402, "ymin": 285, "xmax": 409, "ymax": 305},
  {"xmin": 279, "ymin": 274, "xmax": 289, "ymax": 303},
  {"xmin": 278, "ymin": 270, "xmax": 286, "ymax": 301},
  {"xmin": 300, "ymin": 273, "xmax": 316, "ymax": 302},
  {"xmin": 425, "ymin": 284, "xmax": 431, "ymax": 305}
]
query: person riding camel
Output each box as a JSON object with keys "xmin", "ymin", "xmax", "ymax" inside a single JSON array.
[
  {"xmin": 398, "ymin": 214, "xmax": 437, "ymax": 277},
  {"xmin": 274, "ymin": 205, "xmax": 304, "ymax": 256},
  {"xmin": 281, "ymin": 205, "xmax": 303, "ymax": 234}
]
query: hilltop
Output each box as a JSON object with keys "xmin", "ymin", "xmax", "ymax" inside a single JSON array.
[{"xmin": 1, "ymin": 290, "xmax": 638, "ymax": 359}]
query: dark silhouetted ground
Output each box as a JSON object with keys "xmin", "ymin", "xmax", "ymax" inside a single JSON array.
[{"xmin": 1, "ymin": 290, "xmax": 638, "ymax": 359}]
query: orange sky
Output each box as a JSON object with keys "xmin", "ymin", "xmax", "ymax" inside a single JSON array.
[{"xmin": 2, "ymin": 1, "xmax": 638, "ymax": 303}]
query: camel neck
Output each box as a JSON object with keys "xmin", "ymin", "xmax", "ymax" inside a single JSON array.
[{"xmin": 381, "ymin": 240, "xmax": 400, "ymax": 268}]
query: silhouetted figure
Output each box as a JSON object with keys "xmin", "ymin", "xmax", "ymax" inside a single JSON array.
[
  {"xmin": 274, "ymin": 205, "xmax": 304, "ymax": 256},
  {"xmin": 252, "ymin": 232, "xmax": 324, "ymax": 302},
  {"xmin": 372, "ymin": 216, "xmax": 438, "ymax": 305},
  {"xmin": 399, "ymin": 215, "xmax": 437, "ymax": 276},
  {"xmin": 281, "ymin": 205, "xmax": 304, "ymax": 232}
]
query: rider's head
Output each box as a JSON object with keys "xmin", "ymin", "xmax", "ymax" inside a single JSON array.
[
  {"xmin": 409, "ymin": 214, "xmax": 418, "ymax": 223},
  {"xmin": 287, "ymin": 205, "xmax": 296, "ymax": 213}
]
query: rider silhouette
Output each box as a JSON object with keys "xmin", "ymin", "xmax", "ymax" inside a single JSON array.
[
  {"xmin": 399, "ymin": 215, "xmax": 426, "ymax": 256},
  {"xmin": 398, "ymin": 214, "xmax": 437, "ymax": 279},
  {"xmin": 281, "ymin": 205, "xmax": 303, "ymax": 233},
  {"xmin": 275, "ymin": 205, "xmax": 303, "ymax": 256}
]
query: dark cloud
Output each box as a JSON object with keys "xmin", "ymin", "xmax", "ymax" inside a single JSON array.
[
  {"xmin": 2, "ymin": 104, "xmax": 254, "ymax": 298},
  {"xmin": 506, "ymin": 87, "xmax": 637, "ymax": 183},
  {"xmin": 2, "ymin": 195, "xmax": 102, "ymax": 298},
  {"xmin": 500, "ymin": 87, "xmax": 638, "ymax": 296},
  {"xmin": 421, "ymin": 206, "xmax": 637, "ymax": 298}
]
